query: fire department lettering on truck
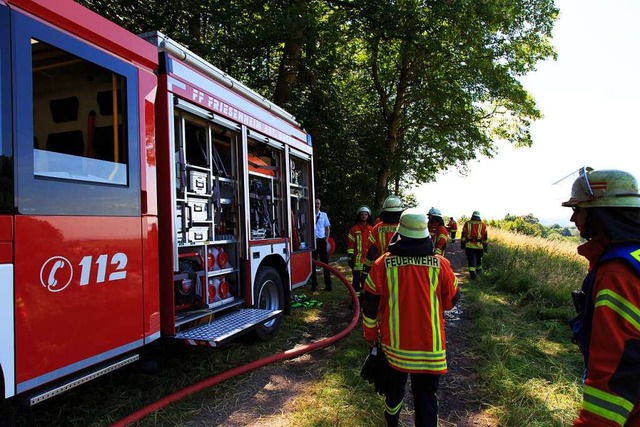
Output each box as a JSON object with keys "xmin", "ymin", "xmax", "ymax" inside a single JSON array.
[{"xmin": 39, "ymin": 253, "xmax": 128, "ymax": 292}]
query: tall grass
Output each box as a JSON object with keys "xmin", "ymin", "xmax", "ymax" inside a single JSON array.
[{"xmin": 465, "ymin": 227, "xmax": 587, "ymax": 426}]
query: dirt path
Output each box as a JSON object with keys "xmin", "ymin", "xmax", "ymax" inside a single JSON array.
[
  {"xmin": 434, "ymin": 243, "xmax": 497, "ymax": 427},
  {"xmin": 181, "ymin": 244, "xmax": 498, "ymax": 426}
]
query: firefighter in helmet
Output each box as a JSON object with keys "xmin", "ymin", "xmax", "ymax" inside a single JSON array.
[
  {"xmin": 360, "ymin": 195, "xmax": 405, "ymax": 287},
  {"xmin": 362, "ymin": 208, "xmax": 459, "ymax": 426},
  {"xmin": 428, "ymin": 207, "xmax": 449, "ymax": 256},
  {"xmin": 460, "ymin": 211, "xmax": 488, "ymax": 279},
  {"xmin": 347, "ymin": 205, "xmax": 374, "ymax": 301},
  {"xmin": 562, "ymin": 167, "xmax": 640, "ymax": 426},
  {"xmin": 447, "ymin": 216, "xmax": 458, "ymax": 242}
]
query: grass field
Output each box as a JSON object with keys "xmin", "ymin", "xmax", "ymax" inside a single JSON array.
[{"xmin": 464, "ymin": 228, "xmax": 587, "ymax": 426}]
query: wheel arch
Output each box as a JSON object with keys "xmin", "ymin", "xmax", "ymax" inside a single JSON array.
[{"xmin": 254, "ymin": 254, "xmax": 290, "ymax": 311}]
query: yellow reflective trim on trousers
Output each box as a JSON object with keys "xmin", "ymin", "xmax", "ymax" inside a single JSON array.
[
  {"xmin": 362, "ymin": 314, "xmax": 377, "ymax": 329},
  {"xmin": 385, "ymin": 399, "xmax": 403, "ymax": 415},
  {"xmin": 595, "ymin": 289, "xmax": 640, "ymax": 332},
  {"xmin": 387, "ymin": 266, "xmax": 400, "ymax": 347},
  {"xmin": 429, "ymin": 266, "xmax": 441, "ymax": 351},
  {"xmin": 583, "ymin": 385, "xmax": 632, "ymax": 426}
]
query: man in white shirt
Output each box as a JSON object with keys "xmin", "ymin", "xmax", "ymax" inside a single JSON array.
[{"xmin": 312, "ymin": 198, "xmax": 332, "ymax": 291}]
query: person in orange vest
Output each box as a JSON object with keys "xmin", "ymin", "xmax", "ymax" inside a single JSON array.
[
  {"xmin": 561, "ymin": 167, "xmax": 640, "ymax": 426},
  {"xmin": 446, "ymin": 217, "xmax": 458, "ymax": 242},
  {"xmin": 360, "ymin": 195, "xmax": 404, "ymax": 286},
  {"xmin": 347, "ymin": 205, "xmax": 374, "ymax": 301},
  {"xmin": 460, "ymin": 211, "xmax": 488, "ymax": 279},
  {"xmin": 362, "ymin": 208, "xmax": 459, "ymax": 426},
  {"xmin": 428, "ymin": 207, "xmax": 448, "ymax": 256}
]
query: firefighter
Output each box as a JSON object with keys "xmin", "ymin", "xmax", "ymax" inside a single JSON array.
[
  {"xmin": 347, "ymin": 205, "xmax": 374, "ymax": 300},
  {"xmin": 562, "ymin": 167, "xmax": 640, "ymax": 426},
  {"xmin": 360, "ymin": 195, "xmax": 405, "ymax": 285},
  {"xmin": 362, "ymin": 208, "xmax": 459, "ymax": 427},
  {"xmin": 460, "ymin": 211, "xmax": 488, "ymax": 279},
  {"xmin": 447, "ymin": 216, "xmax": 458, "ymax": 242},
  {"xmin": 427, "ymin": 207, "xmax": 448, "ymax": 256}
]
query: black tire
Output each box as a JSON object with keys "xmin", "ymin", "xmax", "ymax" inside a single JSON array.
[{"xmin": 253, "ymin": 266, "xmax": 284, "ymax": 341}]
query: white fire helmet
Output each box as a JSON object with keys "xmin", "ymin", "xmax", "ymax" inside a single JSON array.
[
  {"xmin": 562, "ymin": 167, "xmax": 640, "ymax": 208},
  {"xmin": 397, "ymin": 208, "xmax": 429, "ymax": 239},
  {"xmin": 382, "ymin": 195, "xmax": 404, "ymax": 212}
]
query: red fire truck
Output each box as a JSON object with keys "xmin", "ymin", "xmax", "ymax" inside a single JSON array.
[{"xmin": 0, "ymin": 0, "xmax": 315, "ymax": 405}]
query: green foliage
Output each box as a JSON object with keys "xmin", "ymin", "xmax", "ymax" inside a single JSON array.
[{"xmin": 489, "ymin": 214, "xmax": 577, "ymax": 240}]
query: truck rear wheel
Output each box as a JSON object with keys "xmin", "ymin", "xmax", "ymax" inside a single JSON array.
[{"xmin": 253, "ymin": 266, "xmax": 284, "ymax": 341}]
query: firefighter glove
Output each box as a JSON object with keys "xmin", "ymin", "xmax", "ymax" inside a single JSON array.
[
  {"xmin": 348, "ymin": 257, "xmax": 355, "ymax": 269},
  {"xmin": 483, "ymin": 243, "xmax": 488, "ymax": 253}
]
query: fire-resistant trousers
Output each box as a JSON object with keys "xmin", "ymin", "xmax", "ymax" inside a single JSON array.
[
  {"xmin": 465, "ymin": 247, "xmax": 484, "ymax": 276},
  {"xmin": 351, "ymin": 270, "xmax": 363, "ymax": 294},
  {"xmin": 383, "ymin": 368, "xmax": 440, "ymax": 427},
  {"xmin": 311, "ymin": 237, "xmax": 331, "ymax": 290}
]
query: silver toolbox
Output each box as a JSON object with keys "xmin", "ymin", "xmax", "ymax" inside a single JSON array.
[
  {"xmin": 188, "ymin": 226, "xmax": 210, "ymax": 243},
  {"xmin": 189, "ymin": 171, "xmax": 208, "ymax": 195},
  {"xmin": 175, "ymin": 207, "xmax": 185, "ymax": 244},
  {"xmin": 188, "ymin": 197, "xmax": 210, "ymax": 222}
]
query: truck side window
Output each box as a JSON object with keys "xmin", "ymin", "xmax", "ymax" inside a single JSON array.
[{"xmin": 32, "ymin": 39, "xmax": 129, "ymax": 185}]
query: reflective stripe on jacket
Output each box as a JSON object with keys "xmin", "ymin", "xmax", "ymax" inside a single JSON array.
[
  {"xmin": 364, "ymin": 222, "xmax": 398, "ymax": 268},
  {"xmin": 573, "ymin": 241, "xmax": 640, "ymax": 427},
  {"xmin": 347, "ymin": 222, "xmax": 373, "ymax": 270},
  {"xmin": 363, "ymin": 254, "xmax": 458, "ymax": 374},
  {"xmin": 461, "ymin": 220, "xmax": 487, "ymax": 249},
  {"xmin": 433, "ymin": 224, "xmax": 448, "ymax": 256}
]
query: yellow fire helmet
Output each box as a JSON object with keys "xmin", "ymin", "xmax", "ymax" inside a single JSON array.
[
  {"xmin": 562, "ymin": 167, "xmax": 640, "ymax": 208},
  {"xmin": 397, "ymin": 208, "xmax": 429, "ymax": 239},
  {"xmin": 382, "ymin": 195, "xmax": 404, "ymax": 212}
]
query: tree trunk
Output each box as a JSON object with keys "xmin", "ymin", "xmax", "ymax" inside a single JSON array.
[{"xmin": 273, "ymin": 0, "xmax": 306, "ymax": 106}]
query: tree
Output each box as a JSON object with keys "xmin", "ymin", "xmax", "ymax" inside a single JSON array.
[{"xmin": 342, "ymin": 0, "xmax": 558, "ymax": 207}]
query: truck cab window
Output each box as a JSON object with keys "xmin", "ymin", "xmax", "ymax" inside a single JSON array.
[{"xmin": 32, "ymin": 39, "xmax": 129, "ymax": 185}]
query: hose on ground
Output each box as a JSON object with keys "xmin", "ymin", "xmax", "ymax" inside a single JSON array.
[{"xmin": 112, "ymin": 260, "xmax": 358, "ymax": 426}]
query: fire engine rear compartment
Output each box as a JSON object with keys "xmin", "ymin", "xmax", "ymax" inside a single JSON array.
[{"xmin": 148, "ymin": 31, "xmax": 315, "ymax": 347}]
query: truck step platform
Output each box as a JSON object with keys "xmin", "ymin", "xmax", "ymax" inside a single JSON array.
[{"xmin": 174, "ymin": 308, "xmax": 282, "ymax": 347}]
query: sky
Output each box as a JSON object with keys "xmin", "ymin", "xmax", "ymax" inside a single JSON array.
[{"xmin": 415, "ymin": 0, "xmax": 640, "ymax": 226}]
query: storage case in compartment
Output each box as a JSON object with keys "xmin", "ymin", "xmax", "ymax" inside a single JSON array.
[
  {"xmin": 188, "ymin": 197, "xmax": 210, "ymax": 222},
  {"xmin": 176, "ymin": 208, "xmax": 185, "ymax": 244},
  {"xmin": 188, "ymin": 226, "xmax": 210, "ymax": 243},
  {"xmin": 189, "ymin": 170, "xmax": 208, "ymax": 195}
]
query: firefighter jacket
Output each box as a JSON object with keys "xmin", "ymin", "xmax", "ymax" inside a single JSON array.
[
  {"xmin": 571, "ymin": 238, "xmax": 640, "ymax": 427},
  {"xmin": 461, "ymin": 220, "xmax": 488, "ymax": 250},
  {"xmin": 347, "ymin": 222, "xmax": 374, "ymax": 271},
  {"xmin": 432, "ymin": 224, "xmax": 449, "ymax": 256},
  {"xmin": 363, "ymin": 221, "xmax": 399, "ymax": 270},
  {"xmin": 362, "ymin": 236, "xmax": 459, "ymax": 374}
]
